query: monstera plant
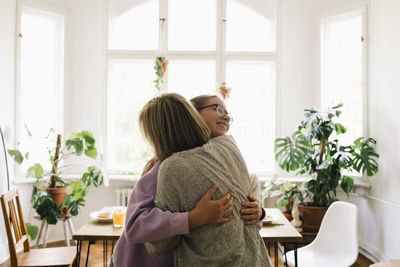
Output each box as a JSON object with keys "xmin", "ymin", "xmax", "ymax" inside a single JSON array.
[{"xmin": 274, "ymin": 104, "xmax": 379, "ymax": 207}]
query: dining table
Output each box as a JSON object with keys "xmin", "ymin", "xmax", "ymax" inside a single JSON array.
[
  {"xmin": 73, "ymin": 208, "xmax": 302, "ymax": 267},
  {"xmin": 260, "ymin": 208, "xmax": 303, "ymax": 267}
]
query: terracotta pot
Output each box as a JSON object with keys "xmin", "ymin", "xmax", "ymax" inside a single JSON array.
[
  {"xmin": 162, "ymin": 60, "xmax": 169, "ymax": 73},
  {"xmin": 298, "ymin": 203, "xmax": 328, "ymax": 233},
  {"xmin": 283, "ymin": 211, "xmax": 293, "ymax": 222},
  {"xmin": 60, "ymin": 207, "xmax": 70, "ymax": 216},
  {"xmin": 48, "ymin": 187, "xmax": 68, "ymax": 206}
]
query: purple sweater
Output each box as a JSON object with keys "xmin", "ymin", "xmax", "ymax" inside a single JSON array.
[{"xmin": 112, "ymin": 161, "xmax": 189, "ymax": 267}]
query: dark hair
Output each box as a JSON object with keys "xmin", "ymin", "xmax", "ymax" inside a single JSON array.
[{"xmin": 139, "ymin": 93, "xmax": 211, "ymax": 162}]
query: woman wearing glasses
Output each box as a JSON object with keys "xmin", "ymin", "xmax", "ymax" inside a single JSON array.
[
  {"xmin": 142, "ymin": 93, "xmax": 269, "ymax": 266},
  {"xmin": 112, "ymin": 94, "xmax": 265, "ymax": 267}
]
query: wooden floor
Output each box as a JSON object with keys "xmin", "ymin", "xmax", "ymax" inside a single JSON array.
[{"xmin": 1, "ymin": 240, "xmax": 373, "ymax": 267}]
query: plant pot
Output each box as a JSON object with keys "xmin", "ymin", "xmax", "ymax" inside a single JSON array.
[
  {"xmin": 48, "ymin": 187, "xmax": 68, "ymax": 207},
  {"xmin": 283, "ymin": 211, "xmax": 293, "ymax": 222},
  {"xmin": 60, "ymin": 207, "xmax": 70, "ymax": 216},
  {"xmin": 162, "ymin": 60, "xmax": 169, "ymax": 73},
  {"xmin": 298, "ymin": 203, "xmax": 328, "ymax": 233}
]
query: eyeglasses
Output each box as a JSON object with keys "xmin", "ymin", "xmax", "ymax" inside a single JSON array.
[{"xmin": 198, "ymin": 104, "xmax": 233, "ymax": 123}]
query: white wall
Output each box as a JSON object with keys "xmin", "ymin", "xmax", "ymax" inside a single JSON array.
[
  {"xmin": 365, "ymin": 0, "xmax": 400, "ymax": 260},
  {"xmin": 0, "ymin": 0, "xmax": 16, "ymax": 263}
]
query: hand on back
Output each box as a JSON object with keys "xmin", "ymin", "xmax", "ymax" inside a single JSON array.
[
  {"xmin": 240, "ymin": 195, "xmax": 263, "ymax": 225},
  {"xmin": 188, "ymin": 184, "xmax": 234, "ymax": 229}
]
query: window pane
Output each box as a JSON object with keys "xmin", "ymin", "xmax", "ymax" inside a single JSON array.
[
  {"xmin": 226, "ymin": 61, "xmax": 276, "ymax": 173},
  {"xmin": 168, "ymin": 0, "xmax": 216, "ymax": 51},
  {"xmin": 107, "ymin": 59, "xmax": 155, "ymax": 172},
  {"xmin": 19, "ymin": 7, "xmax": 64, "ymax": 172},
  {"xmin": 109, "ymin": 0, "xmax": 159, "ymax": 50},
  {"xmin": 168, "ymin": 60, "xmax": 216, "ymax": 99},
  {"xmin": 226, "ymin": 0, "xmax": 277, "ymax": 52},
  {"xmin": 321, "ymin": 11, "xmax": 363, "ymax": 146}
]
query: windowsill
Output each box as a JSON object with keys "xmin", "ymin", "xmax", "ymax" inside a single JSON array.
[
  {"xmin": 12, "ymin": 174, "xmax": 140, "ymax": 185},
  {"xmin": 258, "ymin": 175, "xmax": 371, "ymax": 189}
]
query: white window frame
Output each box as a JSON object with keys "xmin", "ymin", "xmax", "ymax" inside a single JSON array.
[
  {"xmin": 317, "ymin": 3, "xmax": 368, "ymax": 136},
  {"xmin": 14, "ymin": 0, "xmax": 66, "ymax": 179},
  {"xmin": 316, "ymin": 4, "xmax": 368, "ymax": 181},
  {"xmin": 103, "ymin": 0, "xmax": 282, "ymax": 176}
]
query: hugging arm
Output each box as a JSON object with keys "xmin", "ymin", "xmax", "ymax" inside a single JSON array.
[{"xmin": 145, "ymin": 163, "xmax": 182, "ymax": 257}]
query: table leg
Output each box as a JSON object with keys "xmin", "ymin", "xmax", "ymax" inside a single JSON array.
[
  {"xmin": 75, "ymin": 240, "xmax": 82, "ymax": 267},
  {"xmin": 294, "ymin": 242, "xmax": 298, "ymax": 267},
  {"xmin": 283, "ymin": 243, "xmax": 288, "ymax": 267},
  {"xmin": 267, "ymin": 242, "xmax": 270, "ymax": 255},
  {"xmin": 86, "ymin": 240, "xmax": 94, "ymax": 267},
  {"xmin": 274, "ymin": 242, "xmax": 278, "ymax": 267}
]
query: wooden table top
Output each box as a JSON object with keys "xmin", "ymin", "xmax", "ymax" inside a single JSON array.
[
  {"xmin": 73, "ymin": 208, "xmax": 302, "ymax": 243},
  {"xmin": 260, "ymin": 208, "xmax": 303, "ymax": 243},
  {"xmin": 72, "ymin": 221, "xmax": 124, "ymax": 241}
]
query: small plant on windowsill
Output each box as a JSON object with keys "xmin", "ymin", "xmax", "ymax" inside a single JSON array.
[{"xmin": 8, "ymin": 129, "xmax": 105, "ymax": 240}]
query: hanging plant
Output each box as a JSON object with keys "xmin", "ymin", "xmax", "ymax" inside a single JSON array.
[
  {"xmin": 154, "ymin": 56, "xmax": 168, "ymax": 92},
  {"xmin": 218, "ymin": 82, "xmax": 231, "ymax": 100}
]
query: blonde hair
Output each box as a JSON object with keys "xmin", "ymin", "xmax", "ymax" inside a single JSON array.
[
  {"xmin": 139, "ymin": 93, "xmax": 211, "ymax": 162},
  {"xmin": 190, "ymin": 94, "xmax": 219, "ymax": 111}
]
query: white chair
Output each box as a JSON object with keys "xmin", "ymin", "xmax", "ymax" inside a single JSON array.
[{"xmin": 286, "ymin": 201, "xmax": 359, "ymax": 267}]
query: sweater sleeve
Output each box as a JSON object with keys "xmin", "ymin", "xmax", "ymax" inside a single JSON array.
[
  {"xmin": 145, "ymin": 159, "xmax": 183, "ymax": 257},
  {"xmin": 124, "ymin": 161, "xmax": 189, "ymax": 244}
]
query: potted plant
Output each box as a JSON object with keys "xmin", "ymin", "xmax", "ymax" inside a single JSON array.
[
  {"xmin": 274, "ymin": 104, "xmax": 379, "ymax": 231},
  {"xmin": 8, "ymin": 129, "xmax": 105, "ymax": 239},
  {"xmin": 262, "ymin": 180, "xmax": 305, "ymax": 221},
  {"xmin": 153, "ymin": 56, "xmax": 168, "ymax": 93}
]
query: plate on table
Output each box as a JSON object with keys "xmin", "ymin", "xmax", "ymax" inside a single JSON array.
[
  {"xmin": 90, "ymin": 206, "xmax": 127, "ymax": 223},
  {"xmin": 90, "ymin": 211, "xmax": 113, "ymax": 223}
]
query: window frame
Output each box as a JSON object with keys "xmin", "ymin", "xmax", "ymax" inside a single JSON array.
[
  {"xmin": 14, "ymin": 0, "xmax": 66, "ymax": 179},
  {"xmin": 317, "ymin": 3, "xmax": 368, "ymax": 137},
  {"xmin": 103, "ymin": 0, "xmax": 282, "ymax": 176},
  {"xmin": 317, "ymin": 4, "xmax": 368, "ymax": 180}
]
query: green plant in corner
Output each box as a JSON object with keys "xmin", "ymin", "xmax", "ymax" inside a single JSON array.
[
  {"xmin": 274, "ymin": 104, "xmax": 379, "ymax": 207},
  {"xmin": 8, "ymin": 129, "xmax": 105, "ymax": 239}
]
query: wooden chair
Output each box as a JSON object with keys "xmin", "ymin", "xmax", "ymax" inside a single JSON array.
[{"xmin": 1, "ymin": 189, "xmax": 77, "ymax": 267}]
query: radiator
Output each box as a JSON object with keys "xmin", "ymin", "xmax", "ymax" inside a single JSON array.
[{"xmin": 116, "ymin": 188, "xmax": 133, "ymax": 206}]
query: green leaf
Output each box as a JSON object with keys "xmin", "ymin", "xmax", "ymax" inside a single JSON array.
[
  {"xmin": 274, "ymin": 131, "xmax": 311, "ymax": 172},
  {"xmin": 84, "ymin": 147, "xmax": 97, "ymax": 159},
  {"xmin": 8, "ymin": 149, "xmax": 24, "ymax": 164},
  {"xmin": 351, "ymin": 137, "xmax": 379, "ymax": 176},
  {"xmin": 81, "ymin": 131, "xmax": 95, "ymax": 145},
  {"xmin": 341, "ymin": 176, "xmax": 354, "ymax": 195},
  {"xmin": 277, "ymin": 197, "xmax": 289, "ymax": 208},
  {"xmin": 26, "ymin": 163, "xmax": 44, "ymax": 178},
  {"xmin": 24, "ymin": 152, "xmax": 29, "ymax": 160},
  {"xmin": 25, "ymin": 223, "xmax": 38, "ymax": 240},
  {"xmin": 334, "ymin": 123, "xmax": 347, "ymax": 135}
]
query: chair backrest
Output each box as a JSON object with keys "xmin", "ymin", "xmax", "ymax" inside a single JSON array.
[
  {"xmin": 309, "ymin": 201, "xmax": 359, "ymax": 264},
  {"xmin": 1, "ymin": 189, "xmax": 31, "ymax": 267}
]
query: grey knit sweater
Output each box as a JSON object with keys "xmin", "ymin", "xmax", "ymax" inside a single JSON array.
[{"xmin": 145, "ymin": 135, "xmax": 270, "ymax": 267}]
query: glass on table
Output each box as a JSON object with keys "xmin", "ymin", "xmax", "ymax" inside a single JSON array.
[{"xmin": 113, "ymin": 209, "xmax": 125, "ymax": 228}]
